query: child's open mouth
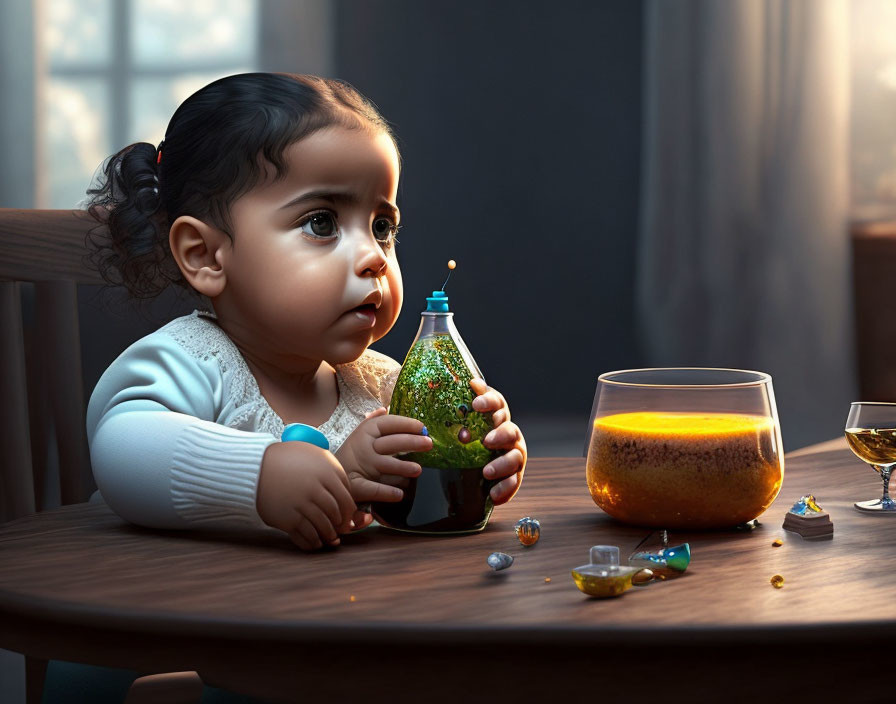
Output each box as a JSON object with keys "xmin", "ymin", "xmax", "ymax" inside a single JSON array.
[{"xmin": 349, "ymin": 303, "xmax": 378, "ymax": 327}]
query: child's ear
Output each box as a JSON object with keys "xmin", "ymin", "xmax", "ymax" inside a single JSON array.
[{"xmin": 169, "ymin": 215, "xmax": 230, "ymax": 298}]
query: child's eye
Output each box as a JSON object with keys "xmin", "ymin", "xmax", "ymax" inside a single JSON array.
[
  {"xmin": 372, "ymin": 217, "xmax": 400, "ymax": 245},
  {"xmin": 297, "ymin": 211, "xmax": 338, "ymax": 238}
]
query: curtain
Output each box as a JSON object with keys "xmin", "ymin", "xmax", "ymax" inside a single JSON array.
[
  {"xmin": 0, "ymin": 0, "xmax": 36, "ymax": 208},
  {"xmin": 638, "ymin": 0, "xmax": 854, "ymax": 449}
]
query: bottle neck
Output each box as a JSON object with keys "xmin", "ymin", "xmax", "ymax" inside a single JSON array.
[{"xmin": 417, "ymin": 311, "xmax": 455, "ymax": 337}]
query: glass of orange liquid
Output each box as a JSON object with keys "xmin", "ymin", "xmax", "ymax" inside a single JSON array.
[
  {"xmin": 844, "ymin": 402, "xmax": 896, "ymax": 513},
  {"xmin": 585, "ymin": 368, "xmax": 784, "ymax": 529}
]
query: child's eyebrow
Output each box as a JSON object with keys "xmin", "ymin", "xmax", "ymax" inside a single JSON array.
[{"xmin": 279, "ymin": 189, "xmax": 399, "ymax": 219}]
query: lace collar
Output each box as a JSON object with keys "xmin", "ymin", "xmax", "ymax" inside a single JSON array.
[{"xmin": 165, "ymin": 311, "xmax": 387, "ymax": 450}]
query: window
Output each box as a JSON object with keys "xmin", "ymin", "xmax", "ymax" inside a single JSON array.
[{"xmin": 40, "ymin": 0, "xmax": 258, "ymax": 208}]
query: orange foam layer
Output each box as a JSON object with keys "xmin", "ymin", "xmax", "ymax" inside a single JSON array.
[{"xmin": 594, "ymin": 411, "xmax": 774, "ymax": 437}]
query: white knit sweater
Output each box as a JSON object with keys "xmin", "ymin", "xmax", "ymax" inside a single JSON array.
[{"xmin": 86, "ymin": 311, "xmax": 401, "ymax": 532}]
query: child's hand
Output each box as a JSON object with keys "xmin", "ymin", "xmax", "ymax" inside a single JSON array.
[
  {"xmin": 335, "ymin": 408, "xmax": 432, "ymax": 502},
  {"xmin": 256, "ymin": 441, "xmax": 358, "ymax": 551},
  {"xmin": 470, "ymin": 378, "xmax": 528, "ymax": 505}
]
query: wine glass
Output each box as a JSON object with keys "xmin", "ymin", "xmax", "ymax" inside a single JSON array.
[{"xmin": 844, "ymin": 402, "xmax": 896, "ymax": 513}]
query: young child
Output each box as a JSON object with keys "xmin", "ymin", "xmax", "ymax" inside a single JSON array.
[{"xmin": 85, "ymin": 72, "xmax": 527, "ymax": 551}]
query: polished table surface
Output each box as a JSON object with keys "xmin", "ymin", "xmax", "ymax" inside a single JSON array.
[{"xmin": 1, "ymin": 440, "xmax": 894, "ymax": 702}]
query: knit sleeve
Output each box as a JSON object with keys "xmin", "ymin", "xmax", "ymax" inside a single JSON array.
[{"xmin": 86, "ymin": 329, "xmax": 278, "ymax": 532}]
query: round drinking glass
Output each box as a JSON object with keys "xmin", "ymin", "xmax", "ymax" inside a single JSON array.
[
  {"xmin": 844, "ymin": 402, "xmax": 896, "ymax": 513},
  {"xmin": 585, "ymin": 368, "xmax": 784, "ymax": 529}
]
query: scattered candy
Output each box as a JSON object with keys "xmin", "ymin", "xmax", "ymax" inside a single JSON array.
[
  {"xmin": 783, "ymin": 494, "xmax": 833, "ymax": 540},
  {"xmin": 421, "ymin": 426, "xmax": 429, "ymax": 437},
  {"xmin": 770, "ymin": 575, "xmax": 784, "ymax": 589},
  {"xmin": 631, "ymin": 568, "xmax": 655, "ymax": 586},
  {"xmin": 629, "ymin": 542, "xmax": 690, "ymax": 577},
  {"xmin": 772, "ymin": 538, "xmax": 783, "ymax": 547},
  {"xmin": 544, "ymin": 577, "xmax": 551, "ymax": 583},
  {"xmin": 487, "ymin": 552, "xmax": 514, "ymax": 571},
  {"xmin": 790, "ymin": 494, "xmax": 822, "ymax": 515},
  {"xmin": 571, "ymin": 545, "xmax": 647, "ymax": 598},
  {"xmin": 514, "ymin": 516, "xmax": 541, "ymax": 546},
  {"xmin": 350, "ymin": 595, "xmax": 356, "ymax": 602}
]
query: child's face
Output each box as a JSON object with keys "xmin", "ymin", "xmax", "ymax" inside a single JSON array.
[{"xmin": 221, "ymin": 125, "xmax": 403, "ymax": 365}]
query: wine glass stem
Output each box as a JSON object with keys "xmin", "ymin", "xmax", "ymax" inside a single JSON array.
[{"xmin": 881, "ymin": 467, "xmax": 892, "ymax": 502}]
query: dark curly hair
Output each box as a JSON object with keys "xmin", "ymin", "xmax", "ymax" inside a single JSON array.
[{"xmin": 84, "ymin": 72, "xmax": 398, "ymax": 300}]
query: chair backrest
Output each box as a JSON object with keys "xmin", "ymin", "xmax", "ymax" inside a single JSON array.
[{"xmin": 0, "ymin": 208, "xmax": 103, "ymax": 523}]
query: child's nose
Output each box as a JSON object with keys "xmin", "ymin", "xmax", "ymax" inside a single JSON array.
[{"xmin": 355, "ymin": 234, "xmax": 388, "ymax": 277}]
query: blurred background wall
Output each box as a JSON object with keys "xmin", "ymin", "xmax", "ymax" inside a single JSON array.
[{"xmin": 4, "ymin": 0, "xmax": 896, "ymax": 459}]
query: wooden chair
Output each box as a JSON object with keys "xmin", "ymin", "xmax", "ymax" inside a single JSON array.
[{"xmin": 0, "ymin": 208, "xmax": 203, "ymax": 703}]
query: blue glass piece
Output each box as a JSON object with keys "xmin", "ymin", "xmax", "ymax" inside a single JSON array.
[
  {"xmin": 629, "ymin": 543, "xmax": 690, "ymax": 575},
  {"xmin": 487, "ymin": 552, "xmax": 513, "ymax": 571},
  {"xmin": 789, "ymin": 494, "xmax": 822, "ymax": 516},
  {"xmin": 790, "ymin": 499, "xmax": 808, "ymax": 515},
  {"xmin": 281, "ymin": 423, "xmax": 330, "ymax": 450}
]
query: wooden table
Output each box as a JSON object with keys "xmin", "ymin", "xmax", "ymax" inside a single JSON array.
[{"xmin": 2, "ymin": 441, "xmax": 894, "ymax": 703}]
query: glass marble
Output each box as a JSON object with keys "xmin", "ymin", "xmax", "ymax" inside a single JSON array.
[
  {"xmin": 514, "ymin": 516, "xmax": 540, "ymax": 546},
  {"xmin": 487, "ymin": 552, "xmax": 513, "ymax": 571}
]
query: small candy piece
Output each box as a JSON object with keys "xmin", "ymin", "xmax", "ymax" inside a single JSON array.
[
  {"xmin": 458, "ymin": 427, "xmax": 472, "ymax": 444},
  {"xmin": 789, "ymin": 494, "xmax": 823, "ymax": 516},
  {"xmin": 514, "ymin": 516, "xmax": 541, "ymax": 546},
  {"xmin": 770, "ymin": 575, "xmax": 784, "ymax": 589},
  {"xmin": 448, "ymin": 259, "xmax": 457, "ymax": 270},
  {"xmin": 421, "ymin": 426, "xmax": 429, "ymax": 437},
  {"xmin": 487, "ymin": 552, "xmax": 513, "ymax": 571},
  {"xmin": 350, "ymin": 595, "xmax": 356, "ymax": 602},
  {"xmin": 772, "ymin": 538, "xmax": 783, "ymax": 547},
  {"xmin": 631, "ymin": 569, "xmax": 654, "ymax": 586},
  {"xmin": 544, "ymin": 577, "xmax": 551, "ymax": 583}
]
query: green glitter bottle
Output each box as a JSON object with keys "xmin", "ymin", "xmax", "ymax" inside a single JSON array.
[{"xmin": 372, "ymin": 288, "xmax": 499, "ymax": 534}]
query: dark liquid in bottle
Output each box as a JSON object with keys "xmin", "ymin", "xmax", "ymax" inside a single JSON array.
[{"xmin": 372, "ymin": 466, "xmax": 496, "ymax": 534}]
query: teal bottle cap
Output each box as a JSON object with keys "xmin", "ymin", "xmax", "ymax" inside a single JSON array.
[
  {"xmin": 426, "ymin": 290, "xmax": 449, "ymax": 312},
  {"xmin": 281, "ymin": 423, "xmax": 330, "ymax": 450}
]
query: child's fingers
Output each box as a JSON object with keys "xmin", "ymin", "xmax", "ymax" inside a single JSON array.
[
  {"xmin": 372, "ymin": 414, "xmax": 427, "ymax": 436},
  {"xmin": 489, "ymin": 472, "xmax": 522, "ymax": 505},
  {"xmin": 483, "ymin": 448, "xmax": 525, "ymax": 481},
  {"xmin": 482, "ymin": 422, "xmax": 523, "ymax": 450},
  {"xmin": 374, "ymin": 455, "xmax": 423, "ymax": 478},
  {"xmin": 470, "ymin": 379, "xmax": 509, "ymax": 417},
  {"xmin": 469, "ymin": 378, "xmax": 489, "ymax": 397},
  {"xmin": 313, "ymin": 493, "xmax": 344, "ymax": 534},
  {"xmin": 350, "ymin": 476, "xmax": 404, "ymax": 503},
  {"xmin": 301, "ymin": 503, "xmax": 340, "ymax": 545},
  {"xmin": 324, "ymin": 474, "xmax": 359, "ymax": 522},
  {"xmin": 350, "ymin": 510, "xmax": 374, "ymax": 531},
  {"xmin": 378, "ymin": 474, "xmax": 412, "ymax": 489},
  {"xmin": 289, "ymin": 517, "xmax": 323, "ymax": 551},
  {"xmin": 373, "ymin": 433, "xmax": 432, "ymax": 456},
  {"xmin": 364, "ymin": 407, "xmax": 388, "ymax": 420}
]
